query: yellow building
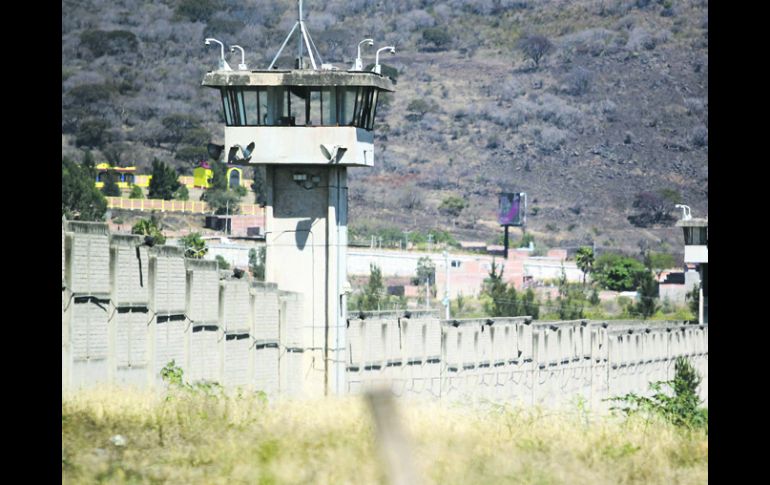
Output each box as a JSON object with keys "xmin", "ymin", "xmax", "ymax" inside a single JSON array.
[
  {"xmin": 94, "ymin": 162, "xmax": 250, "ymax": 191},
  {"xmin": 193, "ymin": 163, "xmax": 214, "ymax": 188},
  {"xmin": 94, "ymin": 163, "xmax": 147, "ymax": 188}
]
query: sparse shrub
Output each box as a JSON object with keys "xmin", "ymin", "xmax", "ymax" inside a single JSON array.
[
  {"xmin": 562, "ymin": 66, "xmax": 592, "ymax": 95},
  {"xmin": 628, "ymin": 191, "xmax": 677, "ymax": 227},
  {"xmin": 75, "ymin": 119, "xmax": 113, "ymax": 149},
  {"xmin": 516, "ymin": 34, "xmax": 554, "ymax": 68},
  {"xmin": 691, "ymin": 125, "xmax": 708, "ymax": 148},
  {"xmin": 422, "ymin": 27, "xmax": 452, "ymax": 50},
  {"xmin": 174, "ymin": 0, "xmax": 223, "ymax": 22},
  {"xmin": 626, "ymin": 27, "xmax": 656, "ymax": 50},
  {"xmin": 599, "ymin": 99, "xmax": 618, "ymax": 122},
  {"xmin": 79, "ymin": 29, "xmax": 138, "ymax": 58},
  {"xmin": 438, "ymin": 196, "xmax": 467, "ymax": 220}
]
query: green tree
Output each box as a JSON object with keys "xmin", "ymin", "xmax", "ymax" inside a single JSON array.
[
  {"xmin": 414, "ymin": 256, "xmax": 436, "ymax": 286},
  {"xmin": 131, "ymin": 216, "xmax": 166, "ymax": 245},
  {"xmin": 148, "ymin": 159, "xmax": 181, "ymax": 200},
  {"xmin": 647, "ymin": 251, "xmax": 676, "ymax": 279},
  {"xmin": 100, "ymin": 170, "xmax": 121, "ymax": 197},
  {"xmin": 439, "ymin": 196, "xmax": 467, "ymax": 224},
  {"xmin": 75, "ymin": 119, "xmax": 113, "ymax": 149},
  {"xmin": 575, "ymin": 247, "xmax": 595, "ymax": 286},
  {"xmin": 129, "ymin": 185, "xmax": 144, "ymax": 199},
  {"xmin": 521, "ymin": 288, "xmax": 540, "ymax": 319},
  {"xmin": 205, "ymin": 189, "xmax": 241, "ymax": 215},
  {"xmin": 62, "ymin": 157, "xmax": 107, "ymax": 221},
  {"xmin": 249, "ymin": 247, "xmax": 266, "ymax": 281},
  {"xmin": 360, "ymin": 264, "xmax": 385, "ymax": 311},
  {"xmin": 181, "ymin": 232, "xmax": 207, "ymax": 259},
  {"xmin": 592, "ymin": 253, "xmax": 646, "ymax": 291},
  {"xmin": 481, "ymin": 261, "xmax": 536, "ymax": 317},
  {"xmin": 634, "ymin": 270, "xmax": 659, "ymax": 319}
]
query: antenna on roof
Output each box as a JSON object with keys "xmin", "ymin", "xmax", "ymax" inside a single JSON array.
[
  {"xmin": 675, "ymin": 204, "xmax": 692, "ymax": 220},
  {"xmin": 268, "ymin": 0, "xmax": 324, "ymax": 70}
]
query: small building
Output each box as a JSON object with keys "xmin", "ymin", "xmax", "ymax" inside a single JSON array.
[
  {"xmin": 193, "ymin": 162, "xmax": 214, "ymax": 188},
  {"xmin": 94, "ymin": 163, "xmax": 140, "ymax": 189},
  {"xmin": 676, "ymin": 210, "xmax": 707, "ymax": 323}
]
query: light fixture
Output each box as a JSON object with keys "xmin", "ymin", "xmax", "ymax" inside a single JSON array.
[
  {"xmin": 293, "ymin": 173, "xmax": 307, "ymax": 181},
  {"xmin": 353, "ymin": 38, "xmax": 374, "ymax": 71},
  {"xmin": 373, "ymin": 46, "xmax": 395, "ymax": 74},
  {"xmin": 230, "ymin": 45, "xmax": 248, "ymax": 70},
  {"xmin": 204, "ymin": 38, "xmax": 232, "ymax": 71}
]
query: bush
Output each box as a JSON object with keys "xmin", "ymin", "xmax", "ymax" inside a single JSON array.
[
  {"xmin": 181, "ymin": 232, "xmax": 207, "ymax": 259},
  {"xmin": 422, "ymin": 27, "xmax": 453, "ymax": 50},
  {"xmin": 75, "ymin": 119, "xmax": 113, "ymax": 149},
  {"xmin": 609, "ymin": 357, "xmax": 707, "ymax": 431},
  {"xmin": 438, "ymin": 196, "xmax": 467, "ymax": 219},
  {"xmin": 79, "ymin": 29, "xmax": 138, "ymax": 58},
  {"xmin": 129, "ymin": 185, "xmax": 144, "ymax": 199},
  {"xmin": 174, "ymin": 0, "xmax": 223, "ymax": 22},
  {"xmin": 131, "ymin": 216, "xmax": 166, "ymax": 245}
]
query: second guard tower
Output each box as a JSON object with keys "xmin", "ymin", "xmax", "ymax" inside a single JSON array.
[{"xmin": 201, "ymin": 2, "xmax": 395, "ymax": 397}]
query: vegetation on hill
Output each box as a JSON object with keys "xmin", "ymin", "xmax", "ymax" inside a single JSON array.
[{"xmin": 62, "ymin": 0, "xmax": 708, "ymax": 254}]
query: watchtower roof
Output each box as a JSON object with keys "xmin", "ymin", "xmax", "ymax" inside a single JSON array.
[{"xmin": 202, "ymin": 69, "xmax": 396, "ymax": 92}]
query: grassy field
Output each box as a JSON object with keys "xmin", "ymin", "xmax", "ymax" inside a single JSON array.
[{"xmin": 62, "ymin": 388, "xmax": 707, "ymax": 484}]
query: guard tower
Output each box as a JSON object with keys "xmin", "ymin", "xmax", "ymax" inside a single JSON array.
[
  {"xmin": 201, "ymin": 1, "xmax": 395, "ymax": 397},
  {"xmin": 675, "ymin": 206, "xmax": 707, "ymax": 324}
]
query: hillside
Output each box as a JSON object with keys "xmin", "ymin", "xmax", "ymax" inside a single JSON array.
[{"xmin": 61, "ymin": 0, "xmax": 708, "ymax": 256}]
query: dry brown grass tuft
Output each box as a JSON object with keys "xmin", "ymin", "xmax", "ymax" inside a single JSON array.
[{"xmin": 62, "ymin": 388, "xmax": 707, "ymax": 484}]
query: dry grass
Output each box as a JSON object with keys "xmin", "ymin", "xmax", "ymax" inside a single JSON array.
[{"xmin": 62, "ymin": 388, "xmax": 707, "ymax": 484}]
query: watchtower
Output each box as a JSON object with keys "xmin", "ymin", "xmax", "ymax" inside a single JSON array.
[
  {"xmin": 201, "ymin": 1, "xmax": 395, "ymax": 396},
  {"xmin": 675, "ymin": 206, "xmax": 707, "ymax": 324}
]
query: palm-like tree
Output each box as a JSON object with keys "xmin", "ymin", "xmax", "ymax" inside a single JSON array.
[{"xmin": 575, "ymin": 247, "xmax": 594, "ymax": 286}]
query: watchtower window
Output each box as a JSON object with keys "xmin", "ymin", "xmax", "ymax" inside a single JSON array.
[
  {"xmin": 220, "ymin": 86, "xmax": 381, "ymax": 130},
  {"xmin": 683, "ymin": 227, "xmax": 707, "ymax": 245}
]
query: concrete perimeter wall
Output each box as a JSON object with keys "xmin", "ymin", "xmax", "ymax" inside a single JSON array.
[
  {"xmin": 346, "ymin": 312, "xmax": 708, "ymax": 410},
  {"xmin": 62, "ymin": 220, "xmax": 708, "ymax": 409},
  {"xmin": 62, "ymin": 220, "xmax": 305, "ymax": 396}
]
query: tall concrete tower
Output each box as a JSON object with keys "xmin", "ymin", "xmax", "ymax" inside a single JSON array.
[{"xmin": 201, "ymin": 2, "xmax": 395, "ymax": 397}]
